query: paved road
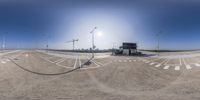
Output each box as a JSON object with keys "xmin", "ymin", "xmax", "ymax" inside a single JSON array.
[{"xmin": 0, "ymin": 50, "xmax": 200, "ymax": 100}]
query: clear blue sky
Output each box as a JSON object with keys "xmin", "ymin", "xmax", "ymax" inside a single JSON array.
[{"xmin": 0, "ymin": 0, "xmax": 200, "ymax": 50}]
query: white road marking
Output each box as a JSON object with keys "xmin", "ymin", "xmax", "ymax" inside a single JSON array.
[
  {"xmin": 149, "ymin": 63, "xmax": 155, "ymax": 65},
  {"xmin": 118, "ymin": 60, "xmax": 122, "ymax": 62},
  {"xmin": 129, "ymin": 60, "xmax": 132, "ymax": 62},
  {"xmin": 1, "ymin": 61, "xmax": 6, "ymax": 64},
  {"xmin": 164, "ymin": 66, "xmax": 170, "ymax": 69},
  {"xmin": 155, "ymin": 58, "xmax": 168, "ymax": 67},
  {"xmin": 179, "ymin": 58, "xmax": 182, "ymax": 65},
  {"xmin": 54, "ymin": 58, "xmax": 65, "ymax": 63},
  {"xmin": 195, "ymin": 63, "xmax": 200, "ymax": 67},
  {"xmin": 155, "ymin": 64, "xmax": 161, "ymax": 67},
  {"xmin": 73, "ymin": 57, "xmax": 78, "ymax": 69},
  {"xmin": 79, "ymin": 56, "xmax": 81, "ymax": 67},
  {"xmin": 164, "ymin": 59, "xmax": 170, "ymax": 65},
  {"xmin": 90, "ymin": 60, "xmax": 101, "ymax": 66},
  {"xmin": 150, "ymin": 57, "xmax": 163, "ymax": 62},
  {"xmin": 186, "ymin": 65, "xmax": 192, "ymax": 69},
  {"xmin": 182, "ymin": 58, "xmax": 192, "ymax": 69},
  {"xmin": 175, "ymin": 66, "xmax": 180, "ymax": 70}
]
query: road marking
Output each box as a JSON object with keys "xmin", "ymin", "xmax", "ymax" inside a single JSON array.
[
  {"xmin": 155, "ymin": 64, "xmax": 161, "ymax": 67},
  {"xmin": 182, "ymin": 58, "xmax": 192, "ymax": 69},
  {"xmin": 164, "ymin": 59, "xmax": 170, "ymax": 65},
  {"xmin": 1, "ymin": 60, "xmax": 6, "ymax": 63},
  {"xmin": 179, "ymin": 58, "xmax": 182, "ymax": 65},
  {"xmin": 164, "ymin": 66, "xmax": 170, "ymax": 69},
  {"xmin": 186, "ymin": 65, "xmax": 192, "ymax": 69},
  {"xmin": 195, "ymin": 63, "xmax": 200, "ymax": 67},
  {"xmin": 73, "ymin": 57, "xmax": 78, "ymax": 69},
  {"xmin": 150, "ymin": 57, "xmax": 163, "ymax": 62},
  {"xmin": 155, "ymin": 58, "xmax": 168, "ymax": 67},
  {"xmin": 175, "ymin": 66, "xmax": 180, "ymax": 70},
  {"xmin": 56, "ymin": 58, "xmax": 65, "ymax": 64},
  {"xmin": 79, "ymin": 57, "xmax": 81, "ymax": 67},
  {"xmin": 118, "ymin": 60, "xmax": 122, "ymax": 62},
  {"xmin": 25, "ymin": 54, "xmax": 29, "ymax": 57},
  {"xmin": 90, "ymin": 59, "xmax": 101, "ymax": 66},
  {"xmin": 149, "ymin": 63, "xmax": 155, "ymax": 65},
  {"xmin": 129, "ymin": 60, "xmax": 132, "ymax": 62}
]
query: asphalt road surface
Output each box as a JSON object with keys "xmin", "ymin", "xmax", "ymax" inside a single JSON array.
[{"xmin": 0, "ymin": 50, "xmax": 200, "ymax": 100}]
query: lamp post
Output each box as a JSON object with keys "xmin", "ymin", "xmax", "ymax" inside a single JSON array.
[
  {"xmin": 156, "ymin": 31, "xmax": 162, "ymax": 56},
  {"xmin": 90, "ymin": 27, "xmax": 97, "ymax": 58},
  {"xmin": 112, "ymin": 42, "xmax": 116, "ymax": 55}
]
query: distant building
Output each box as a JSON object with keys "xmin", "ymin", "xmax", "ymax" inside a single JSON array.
[{"xmin": 115, "ymin": 42, "xmax": 138, "ymax": 55}]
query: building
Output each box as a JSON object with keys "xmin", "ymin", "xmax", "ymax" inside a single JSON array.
[{"xmin": 117, "ymin": 42, "xmax": 137, "ymax": 55}]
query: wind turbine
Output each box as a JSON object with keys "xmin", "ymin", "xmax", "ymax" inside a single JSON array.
[{"xmin": 66, "ymin": 39, "xmax": 79, "ymax": 51}]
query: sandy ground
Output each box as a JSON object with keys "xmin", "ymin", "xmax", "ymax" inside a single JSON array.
[{"xmin": 0, "ymin": 50, "xmax": 199, "ymax": 100}]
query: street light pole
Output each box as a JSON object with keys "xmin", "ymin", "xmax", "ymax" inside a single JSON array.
[
  {"xmin": 156, "ymin": 31, "xmax": 162, "ymax": 56},
  {"xmin": 112, "ymin": 42, "xmax": 116, "ymax": 55},
  {"xmin": 90, "ymin": 27, "xmax": 97, "ymax": 58}
]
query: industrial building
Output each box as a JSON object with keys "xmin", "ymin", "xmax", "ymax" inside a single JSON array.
[{"xmin": 115, "ymin": 42, "xmax": 140, "ymax": 55}]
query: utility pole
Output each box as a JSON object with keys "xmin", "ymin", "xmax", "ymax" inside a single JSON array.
[
  {"xmin": 66, "ymin": 39, "xmax": 79, "ymax": 51},
  {"xmin": 90, "ymin": 27, "xmax": 97, "ymax": 58},
  {"xmin": 156, "ymin": 31, "xmax": 162, "ymax": 56},
  {"xmin": 112, "ymin": 42, "xmax": 116, "ymax": 55},
  {"xmin": 2, "ymin": 35, "xmax": 5, "ymax": 51}
]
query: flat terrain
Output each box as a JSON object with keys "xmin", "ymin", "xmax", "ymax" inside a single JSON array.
[{"xmin": 0, "ymin": 50, "xmax": 200, "ymax": 100}]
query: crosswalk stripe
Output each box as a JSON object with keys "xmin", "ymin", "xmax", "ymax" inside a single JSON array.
[
  {"xmin": 149, "ymin": 63, "xmax": 155, "ymax": 65},
  {"xmin": 186, "ymin": 65, "xmax": 192, "ymax": 69},
  {"xmin": 175, "ymin": 66, "xmax": 180, "ymax": 70},
  {"xmin": 195, "ymin": 63, "xmax": 200, "ymax": 67},
  {"xmin": 164, "ymin": 66, "xmax": 170, "ymax": 69},
  {"xmin": 1, "ymin": 61, "xmax": 6, "ymax": 64},
  {"xmin": 155, "ymin": 64, "xmax": 161, "ymax": 67}
]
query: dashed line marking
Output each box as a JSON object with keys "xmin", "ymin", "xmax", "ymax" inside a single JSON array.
[
  {"xmin": 195, "ymin": 63, "xmax": 200, "ymax": 67},
  {"xmin": 129, "ymin": 60, "xmax": 132, "ymax": 62},
  {"xmin": 73, "ymin": 57, "xmax": 78, "ymax": 69},
  {"xmin": 79, "ymin": 56, "xmax": 81, "ymax": 67},
  {"xmin": 155, "ymin": 64, "xmax": 161, "ymax": 67},
  {"xmin": 149, "ymin": 63, "xmax": 155, "ymax": 65},
  {"xmin": 1, "ymin": 61, "xmax": 6, "ymax": 64},
  {"xmin": 164, "ymin": 65, "xmax": 170, "ymax": 69},
  {"xmin": 182, "ymin": 58, "xmax": 192, "ymax": 69},
  {"xmin": 186, "ymin": 65, "xmax": 192, "ymax": 69},
  {"xmin": 175, "ymin": 66, "xmax": 180, "ymax": 70},
  {"xmin": 154, "ymin": 58, "xmax": 168, "ymax": 67}
]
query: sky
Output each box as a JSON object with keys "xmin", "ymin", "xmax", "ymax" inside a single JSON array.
[{"xmin": 0, "ymin": 0, "xmax": 200, "ymax": 50}]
